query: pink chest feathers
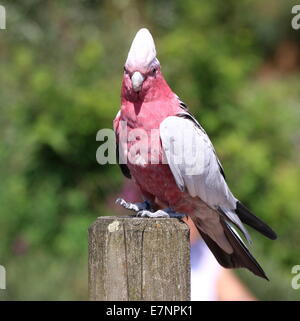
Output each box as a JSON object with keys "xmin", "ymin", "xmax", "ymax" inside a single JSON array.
[
  {"xmin": 116, "ymin": 97, "xmax": 184, "ymax": 206},
  {"xmin": 128, "ymin": 162, "xmax": 183, "ymax": 206},
  {"xmin": 119, "ymin": 125, "xmax": 182, "ymax": 206}
]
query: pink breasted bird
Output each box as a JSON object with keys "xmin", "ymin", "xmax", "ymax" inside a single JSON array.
[{"xmin": 114, "ymin": 28, "xmax": 277, "ymax": 279}]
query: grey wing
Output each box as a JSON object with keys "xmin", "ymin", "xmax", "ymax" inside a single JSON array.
[{"xmin": 159, "ymin": 114, "xmax": 251, "ymax": 242}]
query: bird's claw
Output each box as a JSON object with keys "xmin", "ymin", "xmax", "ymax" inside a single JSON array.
[
  {"xmin": 115, "ymin": 198, "xmax": 151, "ymax": 212},
  {"xmin": 136, "ymin": 209, "xmax": 185, "ymax": 218},
  {"xmin": 116, "ymin": 198, "xmax": 186, "ymax": 219},
  {"xmin": 137, "ymin": 210, "xmax": 170, "ymax": 218}
]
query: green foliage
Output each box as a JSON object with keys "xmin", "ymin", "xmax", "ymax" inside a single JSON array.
[{"xmin": 0, "ymin": 0, "xmax": 299, "ymax": 300}]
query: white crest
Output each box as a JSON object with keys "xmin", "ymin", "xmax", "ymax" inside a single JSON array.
[{"xmin": 125, "ymin": 28, "xmax": 158, "ymax": 71}]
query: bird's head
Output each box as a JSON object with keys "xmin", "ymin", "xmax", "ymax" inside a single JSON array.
[{"xmin": 122, "ymin": 28, "xmax": 168, "ymax": 102}]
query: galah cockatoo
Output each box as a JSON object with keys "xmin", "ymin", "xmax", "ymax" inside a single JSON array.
[{"xmin": 114, "ymin": 28, "xmax": 277, "ymax": 279}]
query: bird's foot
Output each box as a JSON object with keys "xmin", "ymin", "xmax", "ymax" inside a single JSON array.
[
  {"xmin": 115, "ymin": 198, "xmax": 152, "ymax": 213},
  {"xmin": 137, "ymin": 208, "xmax": 186, "ymax": 219},
  {"xmin": 116, "ymin": 198, "xmax": 185, "ymax": 219}
]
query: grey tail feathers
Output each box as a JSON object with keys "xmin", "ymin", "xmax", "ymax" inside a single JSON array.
[
  {"xmin": 235, "ymin": 201, "xmax": 277, "ymax": 240},
  {"xmin": 193, "ymin": 216, "xmax": 269, "ymax": 280}
]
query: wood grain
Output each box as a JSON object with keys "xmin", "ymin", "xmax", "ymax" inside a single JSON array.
[{"xmin": 88, "ymin": 216, "xmax": 190, "ymax": 301}]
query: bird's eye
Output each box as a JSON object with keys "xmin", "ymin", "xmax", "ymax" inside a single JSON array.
[{"xmin": 152, "ymin": 68, "xmax": 157, "ymax": 74}]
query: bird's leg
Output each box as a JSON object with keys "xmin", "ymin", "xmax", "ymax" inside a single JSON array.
[
  {"xmin": 116, "ymin": 198, "xmax": 185, "ymax": 219},
  {"xmin": 115, "ymin": 198, "xmax": 153, "ymax": 213},
  {"xmin": 137, "ymin": 207, "xmax": 186, "ymax": 219}
]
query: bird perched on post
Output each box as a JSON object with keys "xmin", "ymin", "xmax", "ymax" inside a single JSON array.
[{"xmin": 114, "ymin": 28, "xmax": 277, "ymax": 279}]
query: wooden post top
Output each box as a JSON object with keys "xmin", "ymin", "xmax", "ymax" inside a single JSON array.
[
  {"xmin": 89, "ymin": 215, "xmax": 190, "ymax": 231},
  {"xmin": 88, "ymin": 216, "xmax": 190, "ymax": 301}
]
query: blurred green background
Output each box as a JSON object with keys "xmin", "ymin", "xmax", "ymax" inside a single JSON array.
[{"xmin": 0, "ymin": 0, "xmax": 299, "ymax": 300}]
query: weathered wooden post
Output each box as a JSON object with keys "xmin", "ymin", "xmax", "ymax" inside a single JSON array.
[{"xmin": 88, "ymin": 216, "xmax": 190, "ymax": 301}]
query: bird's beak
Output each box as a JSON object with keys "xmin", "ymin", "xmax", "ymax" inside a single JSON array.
[{"xmin": 131, "ymin": 71, "xmax": 145, "ymax": 92}]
